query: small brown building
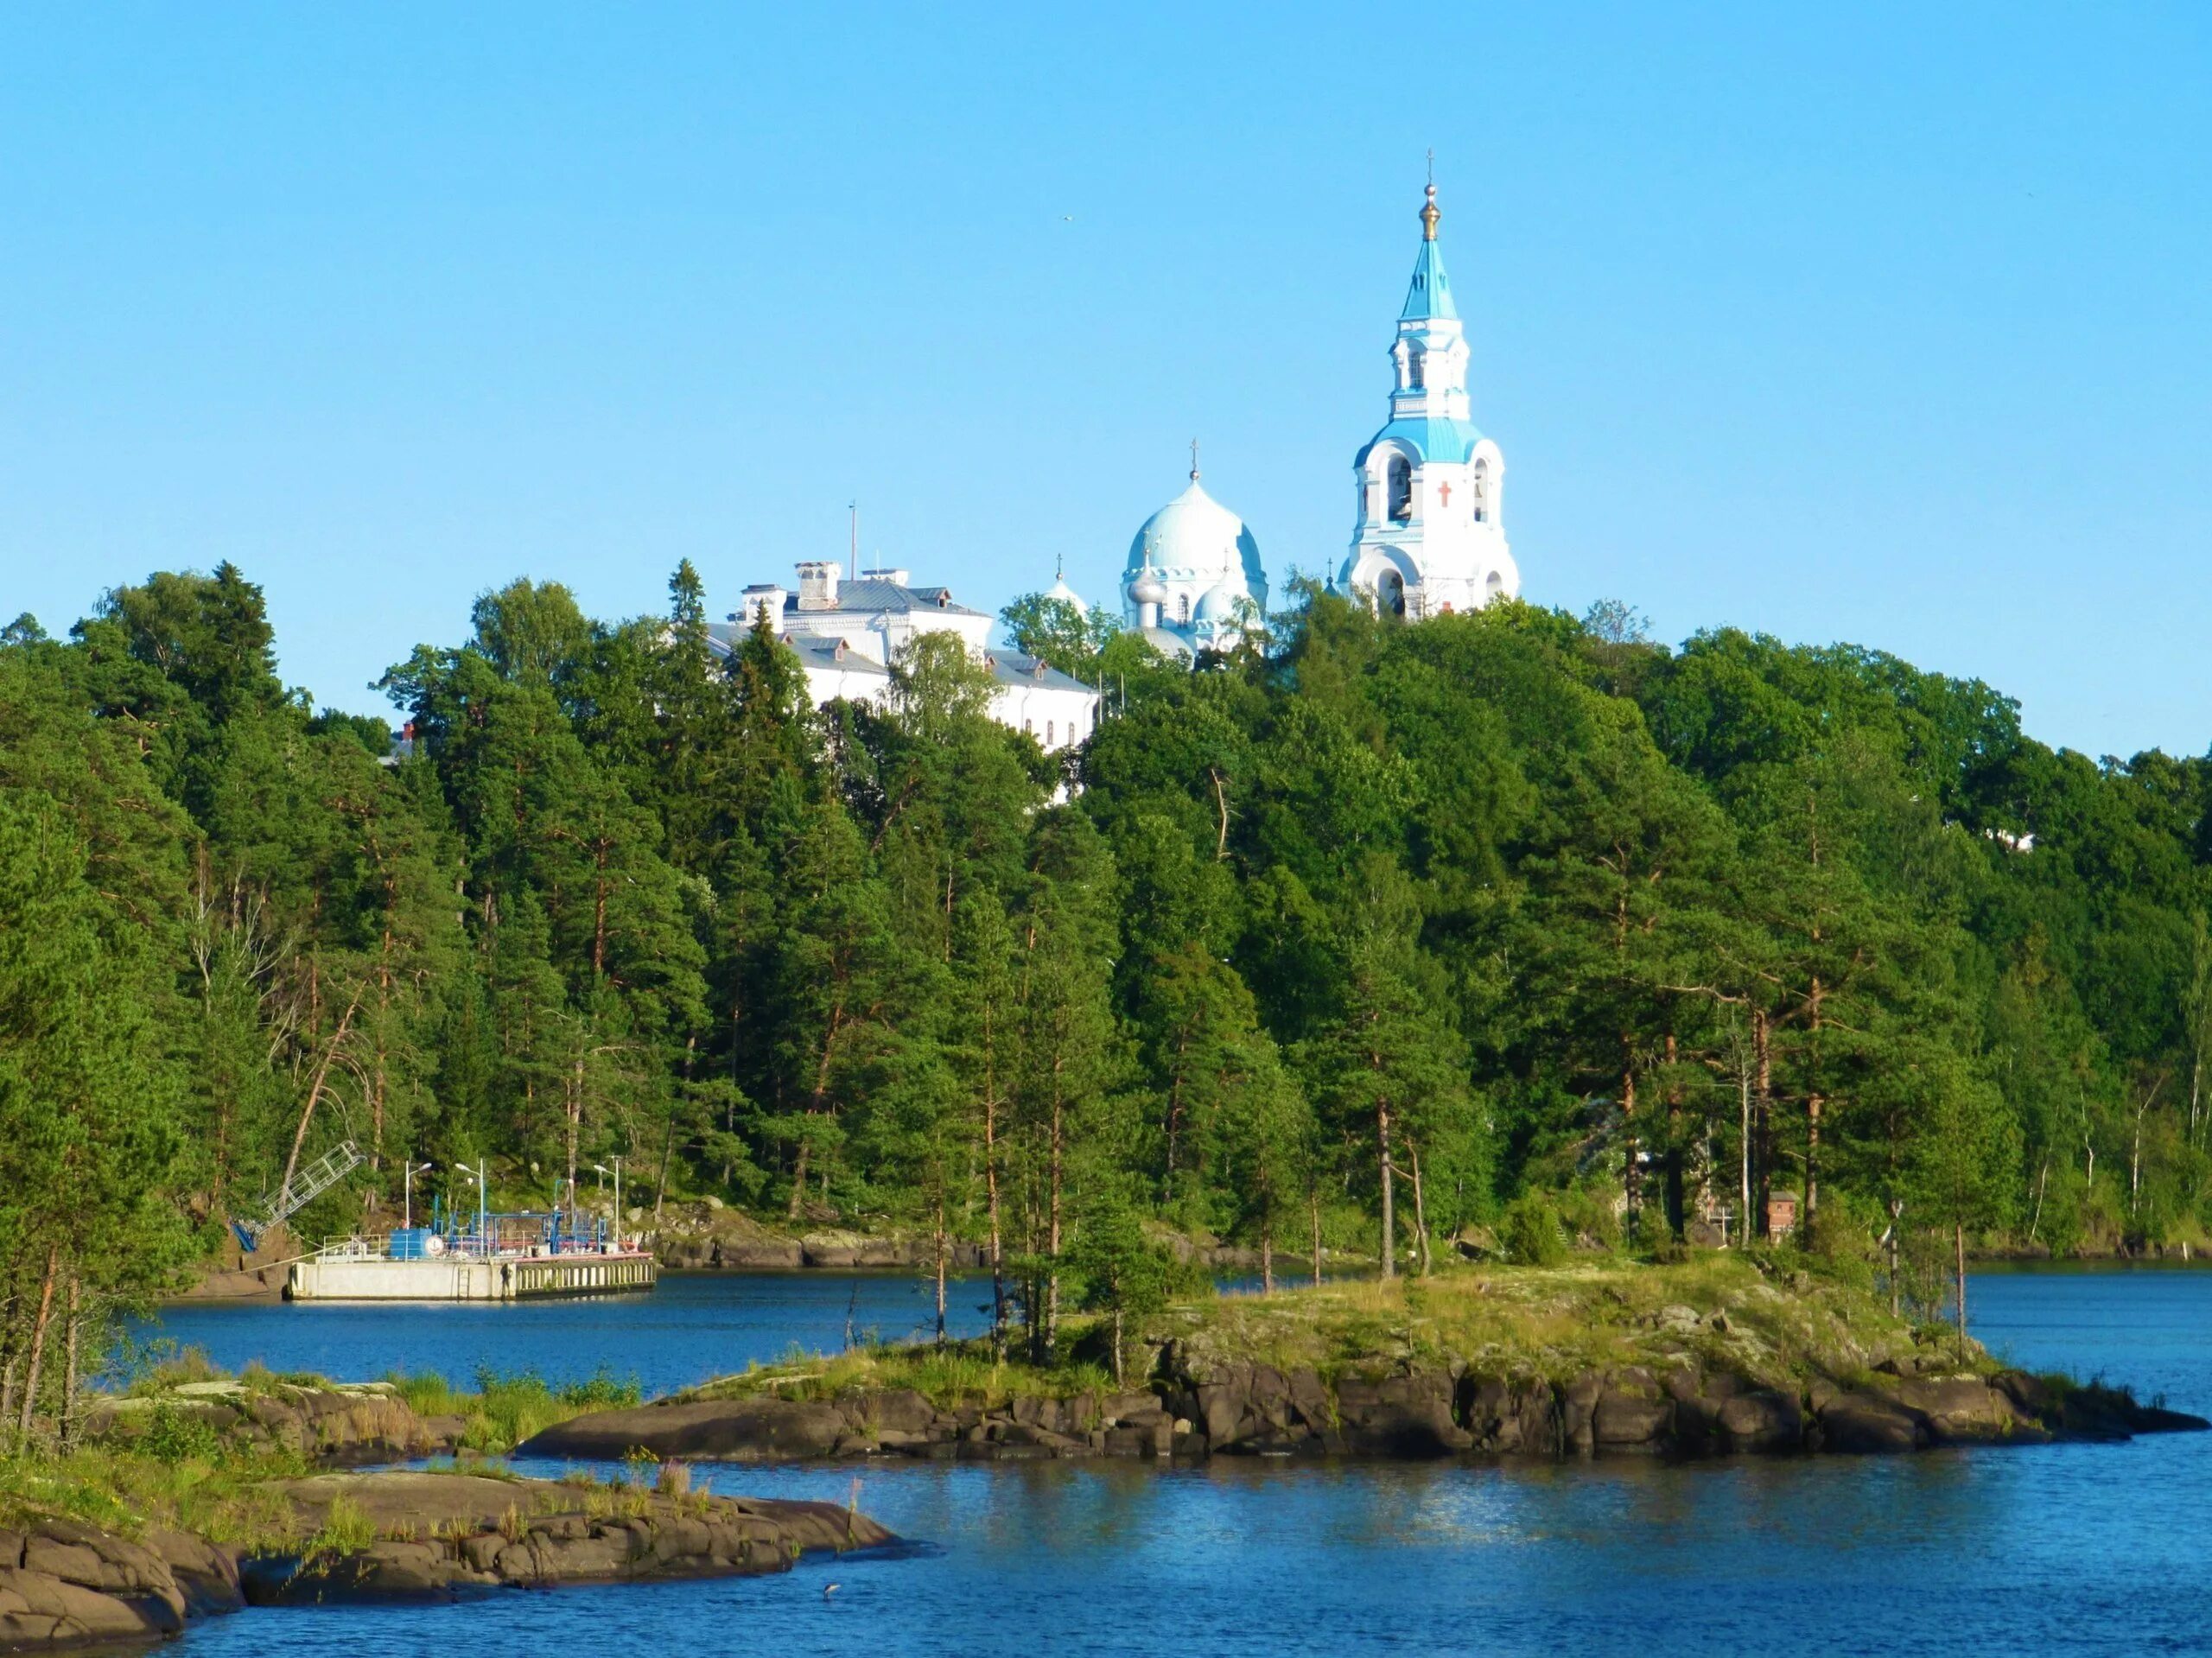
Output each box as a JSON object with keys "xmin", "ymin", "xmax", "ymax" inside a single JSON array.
[{"xmin": 1765, "ymin": 1191, "xmax": 1798, "ymax": 1242}]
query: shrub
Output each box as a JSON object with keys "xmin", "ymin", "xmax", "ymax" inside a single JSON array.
[
  {"xmin": 1501, "ymin": 1192, "xmax": 1567, "ymax": 1267},
  {"xmin": 299, "ymin": 1492, "xmax": 377, "ymax": 1570},
  {"xmin": 138, "ymin": 1405, "xmax": 223, "ymax": 1464},
  {"xmin": 557, "ymin": 1370, "xmax": 642, "ymax": 1411}
]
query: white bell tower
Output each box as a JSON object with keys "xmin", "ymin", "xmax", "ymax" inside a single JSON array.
[{"xmin": 1338, "ymin": 183, "xmax": 1519, "ymax": 619}]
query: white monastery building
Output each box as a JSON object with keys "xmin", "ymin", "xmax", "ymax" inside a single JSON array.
[
  {"xmin": 706, "ymin": 562, "xmax": 1099, "ymax": 753},
  {"xmin": 1334, "ymin": 184, "xmax": 1520, "ymax": 619},
  {"xmin": 705, "ymin": 181, "xmax": 1517, "ymax": 751}
]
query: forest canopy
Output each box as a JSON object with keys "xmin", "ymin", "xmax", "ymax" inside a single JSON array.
[{"xmin": 3, "ymin": 559, "xmax": 2209, "ymax": 1380}]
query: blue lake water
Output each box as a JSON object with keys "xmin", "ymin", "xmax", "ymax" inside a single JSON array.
[{"xmin": 156, "ymin": 1265, "xmax": 2212, "ymax": 1656}]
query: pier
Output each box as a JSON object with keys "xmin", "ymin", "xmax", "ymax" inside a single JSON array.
[{"xmin": 285, "ymin": 1204, "xmax": 658, "ymax": 1301}]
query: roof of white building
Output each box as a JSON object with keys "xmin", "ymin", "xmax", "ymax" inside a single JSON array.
[
  {"xmin": 738, "ymin": 577, "xmax": 990, "ymax": 623},
  {"xmin": 984, "ymin": 651, "xmax": 1093, "ymax": 693}
]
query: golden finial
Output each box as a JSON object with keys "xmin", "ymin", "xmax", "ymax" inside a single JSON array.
[{"xmin": 1421, "ymin": 182, "xmax": 1440, "ymax": 242}]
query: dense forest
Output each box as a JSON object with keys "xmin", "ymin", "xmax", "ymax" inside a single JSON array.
[{"xmin": 3, "ymin": 557, "xmax": 2210, "ymax": 1400}]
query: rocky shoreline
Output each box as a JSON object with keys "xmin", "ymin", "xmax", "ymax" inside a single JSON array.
[
  {"xmin": 0, "ymin": 1471, "xmax": 892, "ymax": 1651},
  {"xmin": 521, "ymin": 1346, "xmax": 2207, "ymax": 1466}
]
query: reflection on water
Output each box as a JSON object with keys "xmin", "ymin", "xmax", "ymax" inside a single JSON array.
[{"xmin": 158, "ymin": 1265, "xmax": 2212, "ymax": 1656}]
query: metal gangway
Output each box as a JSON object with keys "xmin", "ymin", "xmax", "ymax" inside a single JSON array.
[{"xmin": 232, "ymin": 1140, "xmax": 365, "ymax": 1250}]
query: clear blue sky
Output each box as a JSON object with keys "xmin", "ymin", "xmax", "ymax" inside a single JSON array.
[{"xmin": 3, "ymin": 3, "xmax": 2208, "ymax": 758}]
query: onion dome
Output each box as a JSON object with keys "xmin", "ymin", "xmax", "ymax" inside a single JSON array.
[
  {"xmin": 1044, "ymin": 555, "xmax": 1090, "ymax": 617},
  {"xmin": 1124, "ymin": 476, "xmax": 1265, "ymax": 601},
  {"xmin": 1194, "ymin": 584, "xmax": 1238, "ymax": 622}
]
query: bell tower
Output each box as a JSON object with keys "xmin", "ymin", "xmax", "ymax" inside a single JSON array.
[{"xmin": 1338, "ymin": 181, "xmax": 1519, "ymax": 619}]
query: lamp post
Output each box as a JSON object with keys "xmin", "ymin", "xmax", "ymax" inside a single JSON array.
[
  {"xmin": 593, "ymin": 1158, "xmax": 626, "ymax": 1250},
  {"xmin": 404, "ymin": 1162, "xmax": 434, "ymax": 1231},
  {"xmin": 453, "ymin": 1166, "xmax": 481, "ymax": 1255}
]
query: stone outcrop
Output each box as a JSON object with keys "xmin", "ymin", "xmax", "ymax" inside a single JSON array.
[
  {"xmin": 521, "ymin": 1356, "xmax": 2205, "ymax": 1468},
  {"xmin": 0, "ymin": 1516, "xmax": 207, "ymax": 1650},
  {"xmin": 0, "ymin": 1471, "xmax": 894, "ymax": 1651},
  {"xmin": 86, "ymin": 1379, "xmax": 456, "ymax": 1465},
  {"xmin": 244, "ymin": 1473, "xmax": 890, "ymax": 1604}
]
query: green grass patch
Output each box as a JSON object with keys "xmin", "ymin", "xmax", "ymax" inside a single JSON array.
[
  {"xmin": 686, "ymin": 1254, "xmax": 1991, "ymax": 1410},
  {"xmin": 384, "ymin": 1366, "xmax": 643, "ymax": 1453}
]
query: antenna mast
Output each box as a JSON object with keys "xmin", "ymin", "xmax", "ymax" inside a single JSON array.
[{"xmin": 849, "ymin": 501, "xmax": 858, "ymax": 582}]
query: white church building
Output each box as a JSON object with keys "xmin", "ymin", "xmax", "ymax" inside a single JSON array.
[
  {"xmin": 707, "ymin": 181, "xmax": 1516, "ymax": 753},
  {"xmin": 1335, "ymin": 183, "xmax": 1520, "ymax": 618},
  {"xmin": 1120, "ymin": 447, "xmax": 1270, "ymax": 661},
  {"xmin": 707, "ymin": 561, "xmax": 1100, "ymax": 753},
  {"xmin": 1113, "ymin": 181, "xmax": 1520, "ymax": 649}
]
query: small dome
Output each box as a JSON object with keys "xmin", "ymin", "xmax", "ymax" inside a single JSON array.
[
  {"xmin": 1128, "ymin": 570, "xmax": 1169, "ymax": 606},
  {"xmin": 1126, "ymin": 475, "xmax": 1267, "ymax": 605},
  {"xmin": 1135, "ymin": 625, "xmax": 1195, "ymax": 662},
  {"xmin": 1194, "ymin": 584, "xmax": 1238, "ymax": 623},
  {"xmin": 1045, "ymin": 575, "xmax": 1090, "ymax": 618}
]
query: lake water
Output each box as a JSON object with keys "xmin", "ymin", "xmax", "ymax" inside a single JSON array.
[{"xmin": 155, "ymin": 1265, "xmax": 2212, "ymax": 1656}]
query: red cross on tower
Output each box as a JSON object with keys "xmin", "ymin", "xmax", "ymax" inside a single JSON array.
[{"xmin": 1437, "ymin": 481, "xmax": 1452, "ymax": 506}]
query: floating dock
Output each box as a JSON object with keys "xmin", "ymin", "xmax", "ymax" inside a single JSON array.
[{"xmin": 286, "ymin": 1208, "xmax": 657, "ymax": 1302}]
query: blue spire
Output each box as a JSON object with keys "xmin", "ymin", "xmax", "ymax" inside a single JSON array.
[{"xmin": 1400, "ymin": 184, "xmax": 1457, "ymax": 321}]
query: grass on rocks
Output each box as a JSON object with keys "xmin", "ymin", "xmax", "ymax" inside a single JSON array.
[
  {"xmin": 692, "ymin": 1344, "xmax": 1118, "ymax": 1411},
  {"xmin": 0, "ymin": 1435, "xmax": 311, "ymax": 1548},
  {"xmin": 0, "ymin": 1356, "xmax": 649, "ymax": 1551},
  {"xmin": 1166, "ymin": 1251, "xmax": 1976, "ymax": 1389},
  {"xmin": 384, "ymin": 1367, "xmax": 642, "ymax": 1453},
  {"xmin": 685, "ymin": 1251, "xmax": 1991, "ymax": 1411}
]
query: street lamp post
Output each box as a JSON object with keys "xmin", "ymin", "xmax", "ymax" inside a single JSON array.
[{"xmin": 593, "ymin": 1158, "xmax": 626, "ymax": 1250}]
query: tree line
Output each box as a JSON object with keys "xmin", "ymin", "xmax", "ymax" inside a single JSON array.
[{"xmin": 2, "ymin": 560, "xmax": 2208, "ymax": 1398}]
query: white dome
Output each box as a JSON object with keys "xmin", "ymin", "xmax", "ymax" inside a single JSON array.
[
  {"xmin": 1126, "ymin": 477, "xmax": 1267, "ymax": 602},
  {"xmin": 1128, "ymin": 571, "xmax": 1169, "ymax": 606},
  {"xmin": 1194, "ymin": 584, "xmax": 1238, "ymax": 622},
  {"xmin": 1045, "ymin": 575, "xmax": 1090, "ymax": 618}
]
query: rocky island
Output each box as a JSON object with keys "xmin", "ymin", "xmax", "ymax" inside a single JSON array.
[
  {"xmin": 0, "ymin": 1374, "xmax": 893, "ymax": 1653},
  {"xmin": 523, "ymin": 1255, "xmax": 2207, "ymax": 1464}
]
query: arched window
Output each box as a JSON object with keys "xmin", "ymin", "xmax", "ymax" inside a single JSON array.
[
  {"xmin": 1023, "ymin": 719, "xmax": 1033, "ymax": 736},
  {"xmin": 1178, "ymin": 593, "xmax": 1191, "ymax": 625},
  {"xmin": 1471, "ymin": 459, "xmax": 1490, "ymax": 524},
  {"xmin": 1387, "ymin": 455, "xmax": 1413, "ymax": 524},
  {"xmin": 1046, "ymin": 720, "xmax": 1055, "ymax": 746},
  {"xmin": 1408, "ymin": 351, "xmax": 1425, "ymax": 391},
  {"xmin": 1377, "ymin": 569, "xmax": 1407, "ymax": 620}
]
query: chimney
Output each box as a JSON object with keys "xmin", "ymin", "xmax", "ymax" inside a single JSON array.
[
  {"xmin": 861, "ymin": 567, "xmax": 912, "ymax": 587},
  {"xmin": 795, "ymin": 561, "xmax": 841, "ymax": 612},
  {"xmin": 738, "ymin": 584, "xmax": 788, "ymax": 628}
]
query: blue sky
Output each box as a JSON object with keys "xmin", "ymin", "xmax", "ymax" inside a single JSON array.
[{"xmin": 3, "ymin": 2, "xmax": 2208, "ymax": 757}]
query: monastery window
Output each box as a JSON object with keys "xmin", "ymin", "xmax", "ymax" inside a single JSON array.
[
  {"xmin": 1471, "ymin": 459, "xmax": 1491, "ymax": 523},
  {"xmin": 1178, "ymin": 593, "xmax": 1191, "ymax": 626},
  {"xmin": 1408, "ymin": 351, "xmax": 1425, "ymax": 391},
  {"xmin": 1023, "ymin": 720, "xmax": 1033, "ymax": 736},
  {"xmin": 1046, "ymin": 720, "xmax": 1055, "ymax": 746},
  {"xmin": 1387, "ymin": 454, "xmax": 1413, "ymax": 524}
]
